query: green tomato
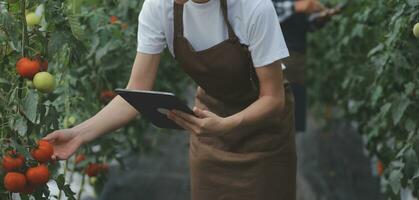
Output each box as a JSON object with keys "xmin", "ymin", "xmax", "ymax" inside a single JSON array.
[
  {"xmin": 64, "ymin": 115, "xmax": 77, "ymax": 128},
  {"xmin": 26, "ymin": 12, "xmax": 41, "ymax": 26},
  {"xmin": 68, "ymin": 116, "xmax": 76, "ymax": 125},
  {"xmin": 33, "ymin": 72, "xmax": 55, "ymax": 93},
  {"xmin": 414, "ymin": 23, "xmax": 419, "ymax": 39}
]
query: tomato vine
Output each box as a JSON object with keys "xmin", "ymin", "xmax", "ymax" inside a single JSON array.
[{"xmin": 308, "ymin": 0, "xmax": 419, "ymax": 198}]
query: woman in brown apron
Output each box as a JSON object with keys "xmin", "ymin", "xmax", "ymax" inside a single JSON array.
[
  {"xmin": 169, "ymin": 0, "xmax": 296, "ymax": 199},
  {"xmin": 44, "ymin": 0, "xmax": 296, "ymax": 199}
]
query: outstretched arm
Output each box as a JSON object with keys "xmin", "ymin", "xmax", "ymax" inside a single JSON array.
[{"xmin": 44, "ymin": 52, "xmax": 161, "ymax": 160}]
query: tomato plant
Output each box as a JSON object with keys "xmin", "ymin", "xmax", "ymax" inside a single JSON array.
[
  {"xmin": 308, "ymin": 0, "xmax": 419, "ymax": 198},
  {"xmin": 1, "ymin": 0, "xmax": 189, "ymax": 199}
]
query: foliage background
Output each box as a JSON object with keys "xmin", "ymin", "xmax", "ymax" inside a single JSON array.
[{"xmin": 308, "ymin": 0, "xmax": 419, "ymax": 198}]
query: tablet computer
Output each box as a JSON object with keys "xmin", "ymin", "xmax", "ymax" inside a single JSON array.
[{"xmin": 115, "ymin": 89, "xmax": 194, "ymax": 130}]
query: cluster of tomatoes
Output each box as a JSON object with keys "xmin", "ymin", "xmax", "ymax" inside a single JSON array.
[
  {"xmin": 2, "ymin": 140, "xmax": 54, "ymax": 194},
  {"xmin": 16, "ymin": 56, "xmax": 55, "ymax": 93},
  {"xmin": 109, "ymin": 15, "xmax": 128, "ymax": 30},
  {"xmin": 74, "ymin": 154, "xmax": 109, "ymax": 177}
]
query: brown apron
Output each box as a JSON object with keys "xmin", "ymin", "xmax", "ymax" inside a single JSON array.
[{"xmin": 173, "ymin": 1, "xmax": 296, "ymax": 199}]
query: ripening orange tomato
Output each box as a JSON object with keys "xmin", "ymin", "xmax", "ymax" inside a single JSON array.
[
  {"xmin": 110, "ymin": 16, "xmax": 118, "ymax": 24},
  {"xmin": 16, "ymin": 57, "xmax": 41, "ymax": 79},
  {"xmin": 75, "ymin": 154, "xmax": 86, "ymax": 165}
]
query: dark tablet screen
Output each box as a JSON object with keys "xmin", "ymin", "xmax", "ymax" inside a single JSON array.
[{"xmin": 115, "ymin": 89, "xmax": 194, "ymax": 130}]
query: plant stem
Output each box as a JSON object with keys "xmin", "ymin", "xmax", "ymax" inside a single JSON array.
[
  {"xmin": 20, "ymin": 0, "xmax": 28, "ymax": 56},
  {"xmin": 76, "ymin": 173, "xmax": 86, "ymax": 200},
  {"xmin": 58, "ymin": 160, "xmax": 69, "ymax": 200},
  {"xmin": 69, "ymin": 161, "xmax": 76, "ymax": 183},
  {"xmin": 17, "ymin": 0, "xmax": 28, "ymax": 100}
]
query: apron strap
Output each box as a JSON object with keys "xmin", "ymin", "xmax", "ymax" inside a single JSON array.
[
  {"xmin": 174, "ymin": 2, "xmax": 184, "ymax": 37},
  {"xmin": 173, "ymin": 0, "xmax": 238, "ymax": 40},
  {"xmin": 220, "ymin": 0, "xmax": 237, "ymax": 40}
]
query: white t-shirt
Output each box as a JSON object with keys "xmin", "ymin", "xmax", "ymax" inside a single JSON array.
[{"xmin": 137, "ymin": 0, "xmax": 289, "ymax": 67}]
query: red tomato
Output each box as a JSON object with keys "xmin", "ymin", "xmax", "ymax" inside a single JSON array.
[
  {"xmin": 26, "ymin": 165, "xmax": 50, "ymax": 186},
  {"xmin": 86, "ymin": 163, "xmax": 109, "ymax": 177},
  {"xmin": 86, "ymin": 163, "xmax": 101, "ymax": 177},
  {"xmin": 100, "ymin": 90, "xmax": 117, "ymax": 103},
  {"xmin": 377, "ymin": 160, "xmax": 384, "ymax": 176},
  {"xmin": 110, "ymin": 16, "xmax": 118, "ymax": 24},
  {"xmin": 4, "ymin": 172, "xmax": 26, "ymax": 192},
  {"xmin": 16, "ymin": 57, "xmax": 41, "ymax": 79},
  {"xmin": 31, "ymin": 140, "xmax": 54, "ymax": 163},
  {"xmin": 75, "ymin": 154, "xmax": 86, "ymax": 165},
  {"xmin": 2, "ymin": 150, "xmax": 25, "ymax": 172}
]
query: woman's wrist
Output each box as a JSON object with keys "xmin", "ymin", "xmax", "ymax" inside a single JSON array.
[
  {"xmin": 225, "ymin": 114, "xmax": 244, "ymax": 133},
  {"xmin": 71, "ymin": 123, "xmax": 90, "ymax": 145}
]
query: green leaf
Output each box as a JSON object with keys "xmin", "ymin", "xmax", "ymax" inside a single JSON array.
[
  {"xmin": 68, "ymin": 14, "xmax": 85, "ymax": 41},
  {"xmin": 405, "ymin": 119, "xmax": 416, "ymax": 133},
  {"xmin": 347, "ymin": 100, "xmax": 363, "ymax": 114},
  {"xmin": 389, "ymin": 170, "xmax": 403, "ymax": 194},
  {"xmin": 14, "ymin": 142, "xmax": 30, "ymax": 158},
  {"xmin": 404, "ymin": 82, "xmax": 415, "ymax": 95},
  {"xmin": 0, "ymin": 78, "xmax": 10, "ymax": 85},
  {"xmin": 404, "ymin": 148, "xmax": 418, "ymax": 178},
  {"xmin": 23, "ymin": 90, "xmax": 39, "ymax": 123},
  {"xmin": 414, "ymin": 138, "xmax": 419, "ymax": 162},
  {"xmin": 407, "ymin": 0, "xmax": 419, "ymax": 7},
  {"xmin": 367, "ymin": 44, "xmax": 384, "ymax": 57},
  {"xmin": 380, "ymin": 103, "xmax": 392, "ymax": 116},
  {"xmin": 371, "ymin": 86, "xmax": 383, "ymax": 106},
  {"xmin": 56, "ymin": 174, "xmax": 65, "ymax": 189},
  {"xmin": 63, "ymin": 184, "xmax": 76, "ymax": 200},
  {"xmin": 14, "ymin": 116, "xmax": 27, "ymax": 136},
  {"xmin": 391, "ymin": 97, "xmax": 410, "ymax": 125}
]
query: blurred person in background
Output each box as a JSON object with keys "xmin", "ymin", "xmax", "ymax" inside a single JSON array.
[
  {"xmin": 45, "ymin": 0, "xmax": 298, "ymax": 199},
  {"xmin": 272, "ymin": 0, "xmax": 343, "ymax": 133}
]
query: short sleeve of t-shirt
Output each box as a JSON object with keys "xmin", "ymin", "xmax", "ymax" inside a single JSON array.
[
  {"xmin": 247, "ymin": 0, "xmax": 289, "ymax": 67},
  {"xmin": 137, "ymin": 0, "xmax": 166, "ymax": 54}
]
